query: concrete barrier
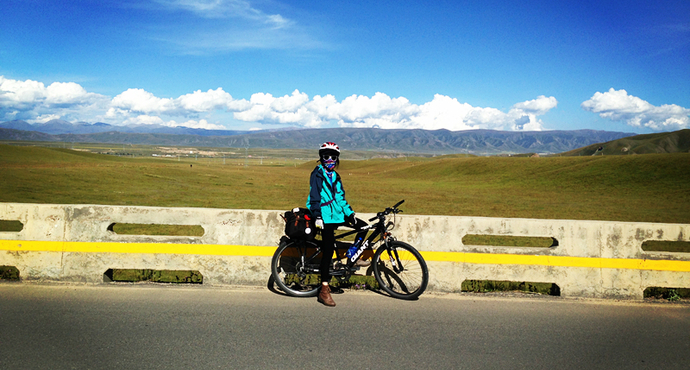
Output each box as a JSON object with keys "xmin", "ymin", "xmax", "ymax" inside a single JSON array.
[{"xmin": 1, "ymin": 202, "xmax": 689, "ymax": 300}]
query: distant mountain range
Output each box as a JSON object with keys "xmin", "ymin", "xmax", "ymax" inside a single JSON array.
[
  {"xmin": 217, "ymin": 127, "xmax": 639, "ymax": 155},
  {"xmin": 0, "ymin": 119, "xmax": 643, "ymax": 154},
  {"xmin": 0, "ymin": 119, "xmax": 248, "ymax": 136}
]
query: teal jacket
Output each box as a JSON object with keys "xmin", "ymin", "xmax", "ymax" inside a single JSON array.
[{"xmin": 307, "ymin": 165, "xmax": 354, "ymax": 224}]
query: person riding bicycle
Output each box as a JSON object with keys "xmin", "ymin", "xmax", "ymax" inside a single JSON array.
[{"xmin": 308, "ymin": 141, "xmax": 368, "ymax": 307}]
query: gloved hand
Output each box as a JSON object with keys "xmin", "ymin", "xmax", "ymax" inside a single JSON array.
[
  {"xmin": 346, "ymin": 213, "xmax": 356, "ymax": 227},
  {"xmin": 315, "ymin": 218, "xmax": 324, "ymax": 229}
]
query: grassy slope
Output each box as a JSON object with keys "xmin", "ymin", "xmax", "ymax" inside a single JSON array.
[
  {"xmin": 561, "ymin": 129, "xmax": 690, "ymax": 156},
  {"xmin": 1, "ymin": 144, "xmax": 689, "ymax": 223},
  {"xmin": 345, "ymin": 154, "xmax": 690, "ymax": 223}
]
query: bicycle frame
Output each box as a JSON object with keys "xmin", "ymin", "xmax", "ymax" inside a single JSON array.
[{"xmin": 292, "ymin": 213, "xmax": 393, "ymax": 278}]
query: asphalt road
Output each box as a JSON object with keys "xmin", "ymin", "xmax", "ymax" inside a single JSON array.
[{"xmin": 1, "ymin": 283, "xmax": 688, "ymax": 369}]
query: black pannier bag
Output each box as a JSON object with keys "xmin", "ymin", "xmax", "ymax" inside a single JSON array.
[{"xmin": 282, "ymin": 207, "xmax": 317, "ymax": 240}]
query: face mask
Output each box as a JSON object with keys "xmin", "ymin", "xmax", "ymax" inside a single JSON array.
[{"xmin": 323, "ymin": 158, "xmax": 336, "ymax": 170}]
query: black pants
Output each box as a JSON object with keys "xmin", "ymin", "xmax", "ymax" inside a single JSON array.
[{"xmin": 320, "ymin": 218, "xmax": 368, "ymax": 283}]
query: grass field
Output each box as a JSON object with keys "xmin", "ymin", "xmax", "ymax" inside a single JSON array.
[{"xmin": 1, "ymin": 143, "xmax": 689, "ymax": 224}]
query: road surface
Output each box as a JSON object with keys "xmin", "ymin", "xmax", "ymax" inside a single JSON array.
[{"xmin": 0, "ymin": 283, "xmax": 688, "ymax": 369}]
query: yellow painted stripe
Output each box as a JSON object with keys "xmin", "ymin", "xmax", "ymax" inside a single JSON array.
[
  {"xmin": 2, "ymin": 240, "xmax": 689, "ymax": 272},
  {"xmin": 421, "ymin": 251, "xmax": 690, "ymax": 272},
  {"xmin": 0, "ymin": 240, "xmax": 276, "ymax": 257}
]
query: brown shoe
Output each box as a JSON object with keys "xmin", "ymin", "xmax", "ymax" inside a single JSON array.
[{"xmin": 318, "ymin": 284, "xmax": 336, "ymax": 307}]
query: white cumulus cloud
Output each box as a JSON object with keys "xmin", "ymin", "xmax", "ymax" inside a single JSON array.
[
  {"xmin": 45, "ymin": 82, "xmax": 93, "ymax": 105},
  {"xmin": 177, "ymin": 88, "xmax": 236, "ymax": 112},
  {"xmin": 112, "ymin": 88, "xmax": 176, "ymax": 113},
  {"xmin": 512, "ymin": 95, "xmax": 558, "ymax": 115},
  {"xmin": 111, "ymin": 87, "xmax": 244, "ymax": 117},
  {"xmin": 0, "ymin": 76, "xmax": 107, "ymax": 121},
  {"xmin": 1, "ymin": 75, "xmax": 561, "ymax": 132},
  {"xmin": 582, "ymin": 88, "xmax": 690, "ymax": 131},
  {"xmin": 0, "ymin": 76, "xmax": 100, "ymax": 108},
  {"xmin": 0, "ymin": 77, "xmax": 46, "ymax": 108},
  {"xmin": 232, "ymin": 91, "xmax": 557, "ymax": 131},
  {"xmin": 234, "ymin": 90, "xmax": 317, "ymax": 125}
]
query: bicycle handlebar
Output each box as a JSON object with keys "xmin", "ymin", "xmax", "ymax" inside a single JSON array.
[{"xmin": 368, "ymin": 200, "xmax": 405, "ymax": 222}]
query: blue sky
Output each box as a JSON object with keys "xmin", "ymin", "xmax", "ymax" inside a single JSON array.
[{"xmin": 1, "ymin": 0, "xmax": 688, "ymax": 133}]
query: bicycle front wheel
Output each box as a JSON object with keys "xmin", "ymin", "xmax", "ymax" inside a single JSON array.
[
  {"xmin": 271, "ymin": 238, "xmax": 321, "ymax": 297},
  {"xmin": 373, "ymin": 241, "xmax": 429, "ymax": 300}
]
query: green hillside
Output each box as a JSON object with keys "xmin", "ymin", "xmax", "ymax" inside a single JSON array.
[
  {"xmin": 561, "ymin": 129, "xmax": 690, "ymax": 156},
  {"xmin": 1, "ymin": 144, "xmax": 689, "ymax": 223}
]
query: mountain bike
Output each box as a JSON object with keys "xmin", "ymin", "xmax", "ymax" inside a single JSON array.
[{"xmin": 271, "ymin": 200, "xmax": 429, "ymax": 300}]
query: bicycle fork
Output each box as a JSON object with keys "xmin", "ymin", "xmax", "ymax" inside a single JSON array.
[{"xmin": 384, "ymin": 240, "xmax": 404, "ymax": 274}]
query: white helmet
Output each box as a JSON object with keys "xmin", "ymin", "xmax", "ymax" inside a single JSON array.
[{"xmin": 319, "ymin": 141, "xmax": 340, "ymax": 154}]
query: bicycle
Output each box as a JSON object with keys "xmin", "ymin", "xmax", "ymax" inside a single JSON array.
[{"xmin": 271, "ymin": 200, "xmax": 429, "ymax": 300}]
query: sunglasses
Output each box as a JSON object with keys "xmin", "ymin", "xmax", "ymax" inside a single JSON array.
[{"xmin": 322, "ymin": 154, "xmax": 338, "ymax": 161}]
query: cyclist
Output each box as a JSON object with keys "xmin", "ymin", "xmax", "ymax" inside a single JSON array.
[{"xmin": 308, "ymin": 141, "xmax": 368, "ymax": 307}]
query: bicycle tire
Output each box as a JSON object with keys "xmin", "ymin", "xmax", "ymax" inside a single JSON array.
[
  {"xmin": 373, "ymin": 241, "xmax": 429, "ymax": 300},
  {"xmin": 271, "ymin": 238, "xmax": 321, "ymax": 297}
]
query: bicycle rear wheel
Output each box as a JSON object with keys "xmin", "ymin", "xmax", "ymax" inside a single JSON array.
[
  {"xmin": 373, "ymin": 241, "xmax": 429, "ymax": 300},
  {"xmin": 271, "ymin": 238, "xmax": 321, "ymax": 297}
]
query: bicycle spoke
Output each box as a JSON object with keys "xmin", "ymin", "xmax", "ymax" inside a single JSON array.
[
  {"xmin": 373, "ymin": 242, "xmax": 428, "ymax": 299},
  {"xmin": 271, "ymin": 241, "xmax": 321, "ymax": 297}
]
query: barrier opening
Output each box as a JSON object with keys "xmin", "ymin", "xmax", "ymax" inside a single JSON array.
[
  {"xmin": 107, "ymin": 223, "xmax": 205, "ymax": 237},
  {"xmin": 462, "ymin": 235, "xmax": 558, "ymax": 248},
  {"xmin": 0, "ymin": 266, "xmax": 20, "ymax": 280},
  {"xmin": 641, "ymin": 240, "xmax": 690, "ymax": 253},
  {"xmin": 462, "ymin": 280, "xmax": 561, "ymax": 296},
  {"xmin": 644, "ymin": 287, "xmax": 690, "ymax": 301},
  {"xmin": 0, "ymin": 220, "xmax": 24, "ymax": 232},
  {"xmin": 103, "ymin": 269, "xmax": 203, "ymax": 284}
]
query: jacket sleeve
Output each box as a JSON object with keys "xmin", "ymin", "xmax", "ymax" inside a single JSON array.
[{"xmin": 307, "ymin": 168, "xmax": 323, "ymax": 218}]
